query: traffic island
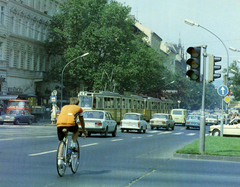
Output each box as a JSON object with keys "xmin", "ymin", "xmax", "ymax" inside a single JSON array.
[{"xmin": 174, "ymin": 136, "xmax": 240, "ymax": 162}]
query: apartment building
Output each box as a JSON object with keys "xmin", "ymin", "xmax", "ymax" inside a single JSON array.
[{"xmin": 0, "ymin": 0, "xmax": 63, "ymax": 106}]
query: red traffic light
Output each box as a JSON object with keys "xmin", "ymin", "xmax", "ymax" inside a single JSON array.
[{"xmin": 187, "ymin": 47, "xmax": 201, "ymax": 58}]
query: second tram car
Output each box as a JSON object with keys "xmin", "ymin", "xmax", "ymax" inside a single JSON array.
[{"xmin": 78, "ymin": 91, "xmax": 174, "ymax": 123}]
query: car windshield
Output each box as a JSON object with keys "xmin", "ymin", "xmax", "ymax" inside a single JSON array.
[
  {"xmin": 83, "ymin": 111, "xmax": 104, "ymax": 119},
  {"xmin": 124, "ymin": 114, "xmax": 140, "ymax": 120},
  {"xmin": 188, "ymin": 115, "xmax": 200, "ymax": 120},
  {"xmin": 153, "ymin": 114, "xmax": 167, "ymax": 119},
  {"xmin": 172, "ymin": 111, "xmax": 182, "ymax": 115}
]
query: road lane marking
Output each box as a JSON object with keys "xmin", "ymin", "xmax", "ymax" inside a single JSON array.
[
  {"xmin": 0, "ymin": 138, "xmax": 14, "ymax": 141},
  {"xmin": 81, "ymin": 143, "xmax": 99, "ymax": 147},
  {"xmin": 147, "ymin": 135, "xmax": 153, "ymax": 137},
  {"xmin": 186, "ymin": 133, "xmax": 196, "ymax": 136},
  {"xmin": 29, "ymin": 150, "xmax": 56, "ymax": 156},
  {"xmin": 132, "ymin": 137, "xmax": 142, "ymax": 139},
  {"xmin": 36, "ymin": 135, "xmax": 56, "ymax": 138},
  {"xmin": 148, "ymin": 131, "xmax": 158, "ymax": 133},
  {"xmin": 111, "ymin": 139, "xmax": 123, "ymax": 142},
  {"xmin": 173, "ymin": 132, "xmax": 184, "ymax": 135},
  {"xmin": 29, "ymin": 143, "xmax": 99, "ymax": 156}
]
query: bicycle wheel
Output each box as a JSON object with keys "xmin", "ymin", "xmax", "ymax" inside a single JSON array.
[
  {"xmin": 70, "ymin": 141, "xmax": 80, "ymax": 174},
  {"xmin": 56, "ymin": 141, "xmax": 67, "ymax": 177}
]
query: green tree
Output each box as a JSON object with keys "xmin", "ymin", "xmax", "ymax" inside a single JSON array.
[
  {"xmin": 225, "ymin": 60, "xmax": 240, "ymax": 100},
  {"xmin": 44, "ymin": 0, "xmax": 166, "ymax": 96}
]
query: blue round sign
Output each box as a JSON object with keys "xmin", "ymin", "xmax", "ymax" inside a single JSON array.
[{"xmin": 217, "ymin": 85, "xmax": 228, "ymax": 96}]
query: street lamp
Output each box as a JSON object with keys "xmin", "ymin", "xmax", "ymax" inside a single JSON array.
[
  {"xmin": 164, "ymin": 80, "xmax": 175, "ymax": 87},
  {"xmin": 60, "ymin": 52, "xmax": 89, "ymax": 108},
  {"xmin": 229, "ymin": 46, "xmax": 240, "ymax": 52},
  {"xmin": 184, "ymin": 19, "xmax": 229, "ymax": 83},
  {"xmin": 231, "ymin": 69, "xmax": 237, "ymax": 73}
]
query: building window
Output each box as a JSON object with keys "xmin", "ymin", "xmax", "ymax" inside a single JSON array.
[
  {"xmin": 9, "ymin": 49, "xmax": 14, "ymax": 67},
  {"xmin": 26, "ymin": 0, "xmax": 29, "ymax": 6},
  {"xmin": 18, "ymin": 19, "xmax": 22, "ymax": 35},
  {"xmin": 31, "ymin": 23, "xmax": 35, "ymax": 38},
  {"xmin": 10, "ymin": 16, "xmax": 15, "ymax": 33},
  {"xmin": 0, "ymin": 42, "xmax": 2, "ymax": 60},
  {"xmin": 32, "ymin": 0, "xmax": 35, "ymax": 8},
  {"xmin": 30, "ymin": 53, "xmax": 34, "ymax": 70},
  {"xmin": 17, "ymin": 50, "xmax": 21, "ymax": 69},
  {"xmin": 0, "ymin": 6, "xmax": 4, "ymax": 25},
  {"xmin": 37, "ymin": 25, "xmax": 41, "ymax": 40},
  {"xmin": 23, "ymin": 52, "xmax": 28, "ymax": 69}
]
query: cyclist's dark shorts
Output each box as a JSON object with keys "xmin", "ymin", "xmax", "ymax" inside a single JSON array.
[{"xmin": 57, "ymin": 123, "xmax": 79, "ymax": 141}]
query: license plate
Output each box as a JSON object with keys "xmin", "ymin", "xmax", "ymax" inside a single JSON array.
[{"xmin": 86, "ymin": 122, "xmax": 94, "ymax": 125}]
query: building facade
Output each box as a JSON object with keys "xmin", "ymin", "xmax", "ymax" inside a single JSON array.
[{"xmin": 0, "ymin": 0, "xmax": 62, "ymax": 106}]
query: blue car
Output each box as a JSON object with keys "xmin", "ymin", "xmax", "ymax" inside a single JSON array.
[{"xmin": 186, "ymin": 115, "xmax": 200, "ymax": 129}]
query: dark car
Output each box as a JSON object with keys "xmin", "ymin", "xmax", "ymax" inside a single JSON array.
[{"xmin": 0, "ymin": 109, "xmax": 34, "ymax": 125}]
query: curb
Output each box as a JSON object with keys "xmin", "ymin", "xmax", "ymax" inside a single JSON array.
[{"xmin": 173, "ymin": 153, "xmax": 240, "ymax": 162}]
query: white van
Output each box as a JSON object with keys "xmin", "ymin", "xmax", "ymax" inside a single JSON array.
[{"xmin": 171, "ymin": 109, "xmax": 188, "ymax": 126}]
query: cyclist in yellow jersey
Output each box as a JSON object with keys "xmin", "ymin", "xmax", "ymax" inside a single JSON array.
[{"xmin": 57, "ymin": 97, "xmax": 87, "ymax": 151}]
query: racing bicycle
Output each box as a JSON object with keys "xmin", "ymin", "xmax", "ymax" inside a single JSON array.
[{"xmin": 56, "ymin": 128, "xmax": 80, "ymax": 177}]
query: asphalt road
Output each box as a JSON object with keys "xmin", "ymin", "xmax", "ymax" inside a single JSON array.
[{"xmin": 1, "ymin": 123, "xmax": 240, "ymax": 187}]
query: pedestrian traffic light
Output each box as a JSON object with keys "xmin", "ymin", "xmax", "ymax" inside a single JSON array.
[
  {"xmin": 208, "ymin": 54, "xmax": 222, "ymax": 83},
  {"xmin": 186, "ymin": 46, "xmax": 201, "ymax": 82}
]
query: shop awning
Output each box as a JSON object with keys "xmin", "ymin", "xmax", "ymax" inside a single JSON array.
[{"xmin": 0, "ymin": 95, "xmax": 19, "ymax": 100}]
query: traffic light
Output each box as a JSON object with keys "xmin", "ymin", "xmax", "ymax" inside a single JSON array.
[
  {"xmin": 186, "ymin": 47, "xmax": 201, "ymax": 82},
  {"xmin": 208, "ymin": 54, "xmax": 222, "ymax": 83}
]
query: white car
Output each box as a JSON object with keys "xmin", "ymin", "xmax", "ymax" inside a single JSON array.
[
  {"xmin": 120, "ymin": 113, "xmax": 147, "ymax": 133},
  {"xmin": 79, "ymin": 110, "xmax": 117, "ymax": 137},
  {"xmin": 209, "ymin": 118, "xmax": 240, "ymax": 136},
  {"xmin": 149, "ymin": 113, "xmax": 175, "ymax": 130},
  {"xmin": 205, "ymin": 114, "xmax": 218, "ymax": 125}
]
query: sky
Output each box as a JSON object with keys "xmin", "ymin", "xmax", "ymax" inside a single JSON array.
[{"xmin": 116, "ymin": 0, "xmax": 240, "ymax": 86}]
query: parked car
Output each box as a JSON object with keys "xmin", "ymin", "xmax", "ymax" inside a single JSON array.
[
  {"xmin": 149, "ymin": 113, "xmax": 174, "ymax": 130},
  {"xmin": 186, "ymin": 115, "xmax": 201, "ymax": 129},
  {"xmin": 120, "ymin": 113, "xmax": 147, "ymax": 133},
  {"xmin": 0, "ymin": 109, "xmax": 34, "ymax": 125},
  {"xmin": 209, "ymin": 117, "xmax": 240, "ymax": 136},
  {"xmin": 78, "ymin": 110, "xmax": 117, "ymax": 137},
  {"xmin": 205, "ymin": 114, "xmax": 218, "ymax": 125}
]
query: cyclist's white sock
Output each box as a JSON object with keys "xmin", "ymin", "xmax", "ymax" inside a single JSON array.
[{"xmin": 72, "ymin": 142, "xmax": 77, "ymax": 148}]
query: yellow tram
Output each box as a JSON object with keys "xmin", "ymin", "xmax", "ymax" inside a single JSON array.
[{"xmin": 77, "ymin": 91, "xmax": 174, "ymax": 123}]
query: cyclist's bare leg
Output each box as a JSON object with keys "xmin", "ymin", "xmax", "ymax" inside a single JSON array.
[{"xmin": 72, "ymin": 130, "xmax": 79, "ymax": 143}]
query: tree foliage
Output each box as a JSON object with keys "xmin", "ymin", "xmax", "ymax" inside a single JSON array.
[{"xmin": 44, "ymin": 0, "xmax": 167, "ymax": 96}]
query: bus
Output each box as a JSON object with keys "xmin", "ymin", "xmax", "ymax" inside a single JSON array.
[
  {"xmin": 78, "ymin": 91, "xmax": 174, "ymax": 123},
  {"xmin": 6, "ymin": 99, "xmax": 31, "ymax": 113}
]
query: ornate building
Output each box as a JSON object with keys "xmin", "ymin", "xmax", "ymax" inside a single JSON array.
[{"xmin": 0, "ymin": 0, "xmax": 63, "ymax": 106}]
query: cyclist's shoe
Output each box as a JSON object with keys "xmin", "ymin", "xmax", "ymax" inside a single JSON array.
[{"xmin": 58, "ymin": 159, "xmax": 64, "ymax": 166}]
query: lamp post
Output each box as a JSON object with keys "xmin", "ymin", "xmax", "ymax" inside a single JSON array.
[
  {"xmin": 229, "ymin": 46, "xmax": 240, "ymax": 52},
  {"xmin": 184, "ymin": 19, "xmax": 229, "ymax": 84},
  {"xmin": 60, "ymin": 52, "xmax": 89, "ymax": 108}
]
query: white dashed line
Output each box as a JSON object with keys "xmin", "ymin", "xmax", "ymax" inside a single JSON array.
[{"xmin": 111, "ymin": 139, "xmax": 123, "ymax": 142}]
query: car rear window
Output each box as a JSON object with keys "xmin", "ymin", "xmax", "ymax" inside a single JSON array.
[
  {"xmin": 124, "ymin": 114, "xmax": 140, "ymax": 120},
  {"xmin": 83, "ymin": 111, "xmax": 104, "ymax": 119},
  {"xmin": 172, "ymin": 111, "xmax": 182, "ymax": 115},
  {"xmin": 153, "ymin": 114, "xmax": 167, "ymax": 119}
]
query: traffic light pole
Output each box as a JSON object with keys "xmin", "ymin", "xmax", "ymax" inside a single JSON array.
[{"xmin": 200, "ymin": 45, "xmax": 207, "ymax": 153}]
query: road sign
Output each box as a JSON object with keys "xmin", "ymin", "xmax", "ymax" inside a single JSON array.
[
  {"xmin": 224, "ymin": 96, "xmax": 231, "ymax": 103},
  {"xmin": 217, "ymin": 85, "xmax": 228, "ymax": 96},
  {"xmin": 50, "ymin": 96, "xmax": 57, "ymax": 103}
]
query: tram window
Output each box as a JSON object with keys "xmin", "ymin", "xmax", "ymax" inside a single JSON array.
[
  {"xmin": 110, "ymin": 98, "xmax": 114, "ymax": 108},
  {"xmin": 117, "ymin": 98, "xmax": 120, "ymax": 109},
  {"xmin": 122, "ymin": 99, "xmax": 125, "ymax": 109},
  {"xmin": 97, "ymin": 97, "xmax": 103, "ymax": 108},
  {"xmin": 79, "ymin": 96, "xmax": 92, "ymax": 108}
]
